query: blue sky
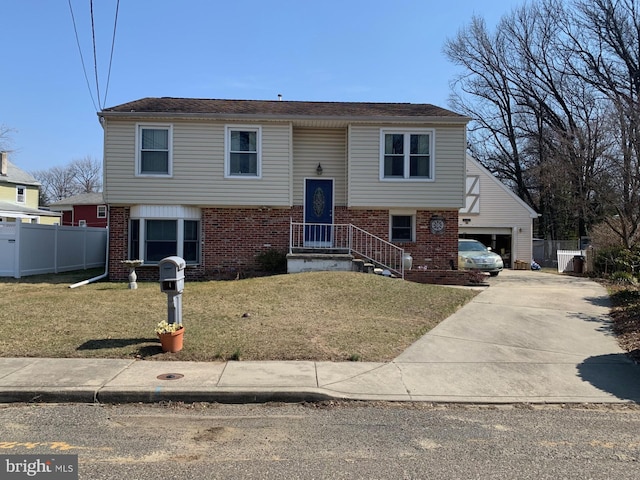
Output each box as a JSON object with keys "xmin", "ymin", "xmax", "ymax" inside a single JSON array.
[{"xmin": 1, "ymin": 0, "xmax": 518, "ymax": 173}]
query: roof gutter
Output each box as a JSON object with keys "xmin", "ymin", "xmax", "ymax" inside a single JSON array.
[{"xmin": 97, "ymin": 111, "xmax": 471, "ymax": 125}]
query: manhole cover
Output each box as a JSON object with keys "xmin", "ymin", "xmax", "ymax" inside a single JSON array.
[{"xmin": 157, "ymin": 373, "xmax": 184, "ymax": 381}]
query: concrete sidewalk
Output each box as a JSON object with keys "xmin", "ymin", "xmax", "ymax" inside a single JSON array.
[{"xmin": 1, "ymin": 270, "xmax": 639, "ymax": 404}]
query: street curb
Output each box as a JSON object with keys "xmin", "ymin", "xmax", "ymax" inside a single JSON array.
[
  {"xmin": 96, "ymin": 389, "xmax": 337, "ymax": 404},
  {"xmin": 0, "ymin": 388, "xmax": 98, "ymax": 404}
]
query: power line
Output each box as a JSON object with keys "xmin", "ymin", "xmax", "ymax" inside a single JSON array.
[
  {"xmin": 103, "ymin": 0, "xmax": 120, "ymax": 109},
  {"xmin": 68, "ymin": 0, "xmax": 98, "ymax": 111},
  {"xmin": 90, "ymin": 0, "xmax": 101, "ymax": 109},
  {"xmin": 68, "ymin": 0, "xmax": 120, "ymax": 111}
]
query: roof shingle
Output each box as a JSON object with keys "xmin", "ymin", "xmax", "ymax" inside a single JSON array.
[{"xmin": 101, "ymin": 97, "xmax": 464, "ymax": 119}]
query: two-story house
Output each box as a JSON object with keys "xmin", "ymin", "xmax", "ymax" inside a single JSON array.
[
  {"xmin": 0, "ymin": 152, "xmax": 61, "ymax": 225},
  {"xmin": 98, "ymin": 98, "xmax": 470, "ymax": 281}
]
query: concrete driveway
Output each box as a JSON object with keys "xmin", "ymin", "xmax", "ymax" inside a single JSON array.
[{"xmin": 386, "ymin": 269, "xmax": 640, "ymax": 402}]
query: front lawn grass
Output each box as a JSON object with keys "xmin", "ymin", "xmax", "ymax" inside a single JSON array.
[{"xmin": 0, "ymin": 270, "xmax": 477, "ymax": 362}]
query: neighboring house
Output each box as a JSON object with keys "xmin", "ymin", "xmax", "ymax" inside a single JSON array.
[
  {"xmin": 459, "ymin": 155, "xmax": 539, "ymax": 268},
  {"xmin": 98, "ymin": 98, "xmax": 470, "ymax": 281},
  {"xmin": 0, "ymin": 152, "xmax": 61, "ymax": 225},
  {"xmin": 48, "ymin": 192, "xmax": 107, "ymax": 227}
]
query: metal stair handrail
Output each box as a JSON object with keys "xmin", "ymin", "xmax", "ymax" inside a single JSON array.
[{"xmin": 289, "ymin": 222, "xmax": 405, "ymax": 278}]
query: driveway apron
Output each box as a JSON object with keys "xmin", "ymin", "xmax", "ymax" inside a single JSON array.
[{"xmin": 387, "ymin": 269, "xmax": 640, "ymax": 403}]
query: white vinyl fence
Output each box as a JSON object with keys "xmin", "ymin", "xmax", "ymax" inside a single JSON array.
[
  {"xmin": 0, "ymin": 222, "xmax": 107, "ymax": 278},
  {"xmin": 557, "ymin": 250, "xmax": 585, "ymax": 273}
]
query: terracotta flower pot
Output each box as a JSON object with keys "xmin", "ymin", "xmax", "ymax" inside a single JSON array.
[{"xmin": 158, "ymin": 327, "xmax": 184, "ymax": 353}]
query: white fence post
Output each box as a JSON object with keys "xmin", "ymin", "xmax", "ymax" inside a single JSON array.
[{"xmin": 14, "ymin": 221, "xmax": 21, "ymax": 279}]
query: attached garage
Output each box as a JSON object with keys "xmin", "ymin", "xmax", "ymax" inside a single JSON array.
[{"xmin": 459, "ymin": 156, "xmax": 538, "ymax": 269}]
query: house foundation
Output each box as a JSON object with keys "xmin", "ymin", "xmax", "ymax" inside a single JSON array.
[{"xmin": 107, "ymin": 206, "xmax": 459, "ymax": 283}]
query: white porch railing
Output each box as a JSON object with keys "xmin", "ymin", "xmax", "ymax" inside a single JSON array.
[{"xmin": 289, "ymin": 222, "xmax": 405, "ymax": 278}]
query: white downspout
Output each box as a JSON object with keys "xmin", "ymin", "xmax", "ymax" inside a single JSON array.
[
  {"xmin": 69, "ymin": 224, "xmax": 109, "ymax": 289},
  {"xmin": 71, "ymin": 114, "xmax": 109, "ymax": 288}
]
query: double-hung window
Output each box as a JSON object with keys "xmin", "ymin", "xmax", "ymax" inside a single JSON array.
[
  {"xmin": 137, "ymin": 124, "xmax": 172, "ymax": 176},
  {"xmin": 16, "ymin": 185, "xmax": 25, "ymax": 203},
  {"xmin": 225, "ymin": 126, "xmax": 261, "ymax": 177},
  {"xmin": 129, "ymin": 217, "xmax": 200, "ymax": 264},
  {"xmin": 97, "ymin": 205, "xmax": 107, "ymax": 218},
  {"xmin": 390, "ymin": 214, "xmax": 415, "ymax": 242},
  {"xmin": 381, "ymin": 129, "xmax": 434, "ymax": 180}
]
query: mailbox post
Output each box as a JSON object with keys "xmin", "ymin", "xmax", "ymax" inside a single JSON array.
[{"xmin": 159, "ymin": 256, "xmax": 186, "ymax": 326}]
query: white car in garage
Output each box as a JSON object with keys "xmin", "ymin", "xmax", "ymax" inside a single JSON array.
[{"xmin": 458, "ymin": 239, "xmax": 504, "ymax": 276}]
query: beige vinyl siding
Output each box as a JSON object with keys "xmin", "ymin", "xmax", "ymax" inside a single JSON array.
[
  {"xmin": 460, "ymin": 157, "xmax": 538, "ymax": 265},
  {"xmin": 104, "ymin": 120, "xmax": 292, "ymax": 206},
  {"xmin": 462, "ymin": 159, "xmax": 535, "ymax": 228},
  {"xmin": 292, "ymin": 128, "xmax": 347, "ymax": 206},
  {"xmin": 348, "ymin": 124, "xmax": 466, "ymax": 208}
]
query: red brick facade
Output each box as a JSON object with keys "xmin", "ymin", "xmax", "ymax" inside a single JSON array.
[
  {"xmin": 108, "ymin": 206, "xmax": 459, "ymax": 282},
  {"xmin": 109, "ymin": 206, "xmax": 131, "ymax": 280}
]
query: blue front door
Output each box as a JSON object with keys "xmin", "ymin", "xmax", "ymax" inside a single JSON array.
[{"xmin": 304, "ymin": 178, "xmax": 334, "ymax": 246}]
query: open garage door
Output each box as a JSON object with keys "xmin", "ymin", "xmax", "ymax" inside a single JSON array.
[{"xmin": 459, "ymin": 227, "xmax": 513, "ymax": 268}]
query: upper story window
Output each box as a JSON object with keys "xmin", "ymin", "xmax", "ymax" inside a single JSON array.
[
  {"xmin": 380, "ymin": 129, "xmax": 434, "ymax": 180},
  {"xmin": 136, "ymin": 124, "xmax": 172, "ymax": 176},
  {"xmin": 97, "ymin": 205, "xmax": 107, "ymax": 218},
  {"xmin": 16, "ymin": 185, "xmax": 25, "ymax": 203},
  {"xmin": 225, "ymin": 125, "xmax": 261, "ymax": 178}
]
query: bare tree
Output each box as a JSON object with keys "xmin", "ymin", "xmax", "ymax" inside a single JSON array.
[
  {"xmin": 32, "ymin": 166, "xmax": 78, "ymax": 204},
  {"xmin": 70, "ymin": 156, "xmax": 102, "ymax": 193},
  {"xmin": 566, "ymin": 0, "xmax": 640, "ymax": 248},
  {"xmin": 444, "ymin": 0, "xmax": 634, "ymax": 245},
  {"xmin": 0, "ymin": 124, "xmax": 15, "ymax": 152},
  {"xmin": 32, "ymin": 156, "xmax": 102, "ymax": 205}
]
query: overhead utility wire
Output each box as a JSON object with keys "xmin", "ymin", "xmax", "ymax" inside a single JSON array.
[
  {"xmin": 90, "ymin": 0, "xmax": 101, "ymax": 110},
  {"xmin": 102, "ymin": 0, "xmax": 120, "ymax": 109},
  {"xmin": 68, "ymin": 0, "xmax": 99, "ymax": 111}
]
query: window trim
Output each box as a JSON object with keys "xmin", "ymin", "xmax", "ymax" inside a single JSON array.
[
  {"xmin": 389, "ymin": 212, "xmax": 416, "ymax": 243},
  {"xmin": 135, "ymin": 123, "xmax": 173, "ymax": 177},
  {"xmin": 129, "ymin": 216, "xmax": 201, "ymax": 265},
  {"xmin": 97, "ymin": 205, "xmax": 107, "ymax": 218},
  {"xmin": 224, "ymin": 125, "xmax": 262, "ymax": 179},
  {"xmin": 16, "ymin": 185, "xmax": 26, "ymax": 203},
  {"xmin": 379, "ymin": 128, "xmax": 435, "ymax": 181}
]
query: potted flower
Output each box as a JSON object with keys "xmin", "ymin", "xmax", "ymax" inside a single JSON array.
[{"xmin": 155, "ymin": 320, "xmax": 184, "ymax": 353}]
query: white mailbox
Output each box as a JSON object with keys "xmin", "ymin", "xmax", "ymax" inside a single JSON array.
[
  {"xmin": 159, "ymin": 256, "xmax": 186, "ymax": 294},
  {"xmin": 159, "ymin": 256, "xmax": 185, "ymax": 327}
]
